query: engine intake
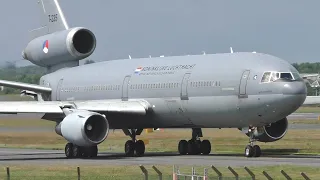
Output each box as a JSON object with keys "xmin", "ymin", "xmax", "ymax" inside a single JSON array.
[
  {"xmin": 22, "ymin": 27, "xmax": 96, "ymax": 67},
  {"xmin": 245, "ymin": 118, "xmax": 288, "ymax": 142},
  {"xmin": 55, "ymin": 110, "xmax": 109, "ymax": 146},
  {"xmin": 72, "ymin": 29, "xmax": 95, "ymax": 54}
]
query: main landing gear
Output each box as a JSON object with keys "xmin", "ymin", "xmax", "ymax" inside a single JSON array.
[
  {"xmin": 244, "ymin": 128, "xmax": 261, "ymax": 158},
  {"xmin": 178, "ymin": 128, "xmax": 211, "ymax": 155},
  {"xmin": 123, "ymin": 129, "xmax": 145, "ymax": 157},
  {"xmin": 65, "ymin": 143, "xmax": 98, "ymax": 158}
]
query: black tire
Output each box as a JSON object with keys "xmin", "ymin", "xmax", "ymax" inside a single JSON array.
[
  {"xmin": 72, "ymin": 145, "xmax": 81, "ymax": 158},
  {"xmin": 201, "ymin": 140, "xmax": 211, "ymax": 155},
  {"xmin": 245, "ymin": 145, "xmax": 254, "ymax": 157},
  {"xmin": 83, "ymin": 146, "xmax": 98, "ymax": 158},
  {"xmin": 65, "ymin": 143, "xmax": 73, "ymax": 158},
  {"xmin": 91, "ymin": 146, "xmax": 98, "ymax": 157},
  {"xmin": 135, "ymin": 140, "xmax": 145, "ymax": 157},
  {"xmin": 253, "ymin": 145, "xmax": 261, "ymax": 157},
  {"xmin": 187, "ymin": 140, "xmax": 197, "ymax": 155},
  {"xmin": 194, "ymin": 140, "xmax": 202, "ymax": 155},
  {"xmin": 125, "ymin": 140, "xmax": 135, "ymax": 157},
  {"xmin": 178, "ymin": 140, "xmax": 188, "ymax": 155}
]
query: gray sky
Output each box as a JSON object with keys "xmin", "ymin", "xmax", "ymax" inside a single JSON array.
[{"xmin": 0, "ymin": 0, "xmax": 319, "ymax": 67}]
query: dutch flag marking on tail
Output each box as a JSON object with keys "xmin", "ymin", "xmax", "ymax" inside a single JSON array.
[{"xmin": 43, "ymin": 40, "xmax": 49, "ymax": 53}]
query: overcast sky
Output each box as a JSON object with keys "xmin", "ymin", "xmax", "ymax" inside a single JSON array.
[{"xmin": 0, "ymin": 0, "xmax": 319, "ymax": 67}]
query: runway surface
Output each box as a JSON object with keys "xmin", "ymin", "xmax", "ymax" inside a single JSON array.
[
  {"xmin": 0, "ymin": 148, "xmax": 319, "ymax": 167},
  {"xmin": 288, "ymin": 113, "xmax": 320, "ymax": 120}
]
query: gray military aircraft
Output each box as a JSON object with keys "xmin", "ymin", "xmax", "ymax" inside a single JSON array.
[{"xmin": 0, "ymin": 0, "xmax": 307, "ymax": 158}]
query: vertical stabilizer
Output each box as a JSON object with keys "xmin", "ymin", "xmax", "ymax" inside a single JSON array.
[{"xmin": 29, "ymin": 0, "xmax": 69, "ymax": 40}]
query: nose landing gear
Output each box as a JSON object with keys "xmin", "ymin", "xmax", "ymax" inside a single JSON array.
[{"xmin": 245, "ymin": 128, "xmax": 261, "ymax": 157}]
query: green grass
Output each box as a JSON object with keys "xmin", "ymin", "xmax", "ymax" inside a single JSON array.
[
  {"xmin": 0, "ymin": 118, "xmax": 55, "ymax": 127},
  {"xmin": 289, "ymin": 119, "xmax": 320, "ymax": 124},
  {"xmin": 0, "ymin": 164, "xmax": 319, "ymax": 179},
  {"xmin": 0, "ymin": 94, "xmax": 34, "ymax": 101},
  {"xmin": 295, "ymin": 106, "xmax": 320, "ymax": 113}
]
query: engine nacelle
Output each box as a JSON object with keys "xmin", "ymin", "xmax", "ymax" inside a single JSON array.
[
  {"xmin": 55, "ymin": 110, "xmax": 109, "ymax": 147},
  {"xmin": 22, "ymin": 27, "xmax": 96, "ymax": 67},
  {"xmin": 244, "ymin": 118, "xmax": 288, "ymax": 142}
]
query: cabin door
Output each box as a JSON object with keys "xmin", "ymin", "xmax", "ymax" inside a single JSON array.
[
  {"xmin": 122, "ymin": 75, "xmax": 131, "ymax": 101},
  {"xmin": 181, "ymin": 73, "xmax": 191, "ymax": 100},
  {"xmin": 56, "ymin": 79, "xmax": 63, "ymax": 101},
  {"xmin": 239, "ymin": 70, "xmax": 250, "ymax": 98}
]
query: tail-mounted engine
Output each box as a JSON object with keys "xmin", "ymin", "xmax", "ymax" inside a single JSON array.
[
  {"xmin": 22, "ymin": 27, "xmax": 96, "ymax": 67},
  {"xmin": 55, "ymin": 110, "xmax": 109, "ymax": 147},
  {"xmin": 242, "ymin": 118, "xmax": 288, "ymax": 142}
]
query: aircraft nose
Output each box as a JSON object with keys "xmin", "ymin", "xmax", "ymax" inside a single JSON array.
[{"xmin": 282, "ymin": 81, "xmax": 307, "ymax": 95}]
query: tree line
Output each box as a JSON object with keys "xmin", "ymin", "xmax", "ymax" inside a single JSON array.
[{"xmin": 0, "ymin": 61, "xmax": 320, "ymax": 95}]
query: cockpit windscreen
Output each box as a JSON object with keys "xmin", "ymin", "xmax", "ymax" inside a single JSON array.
[{"xmin": 261, "ymin": 71, "xmax": 302, "ymax": 83}]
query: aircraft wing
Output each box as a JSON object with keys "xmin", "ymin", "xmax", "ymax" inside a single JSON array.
[
  {"xmin": 0, "ymin": 80, "xmax": 51, "ymax": 93},
  {"xmin": 0, "ymin": 100, "xmax": 150, "ymax": 116},
  {"xmin": 0, "ymin": 79, "xmax": 149, "ymax": 116}
]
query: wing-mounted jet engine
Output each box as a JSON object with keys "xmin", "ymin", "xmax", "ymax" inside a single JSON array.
[
  {"xmin": 240, "ymin": 117, "xmax": 288, "ymax": 157},
  {"xmin": 55, "ymin": 109, "xmax": 109, "ymax": 158},
  {"xmin": 22, "ymin": 27, "xmax": 96, "ymax": 68}
]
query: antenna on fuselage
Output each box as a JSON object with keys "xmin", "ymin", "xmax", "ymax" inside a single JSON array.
[
  {"xmin": 129, "ymin": 55, "xmax": 131, "ymax": 59},
  {"xmin": 230, "ymin": 47, "xmax": 234, "ymax": 53},
  {"xmin": 202, "ymin": 51, "xmax": 206, "ymax": 55}
]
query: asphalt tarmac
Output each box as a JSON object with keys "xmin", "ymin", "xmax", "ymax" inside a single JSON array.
[{"xmin": 288, "ymin": 113, "xmax": 320, "ymax": 120}]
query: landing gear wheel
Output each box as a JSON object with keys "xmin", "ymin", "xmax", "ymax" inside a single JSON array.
[
  {"xmin": 135, "ymin": 140, "xmax": 145, "ymax": 157},
  {"xmin": 84, "ymin": 146, "xmax": 98, "ymax": 158},
  {"xmin": 178, "ymin": 140, "xmax": 188, "ymax": 155},
  {"xmin": 245, "ymin": 145, "xmax": 254, "ymax": 157},
  {"xmin": 91, "ymin": 146, "xmax": 98, "ymax": 157},
  {"xmin": 201, "ymin": 140, "xmax": 211, "ymax": 155},
  {"xmin": 72, "ymin": 145, "xmax": 81, "ymax": 158},
  {"xmin": 195, "ymin": 140, "xmax": 202, "ymax": 155},
  {"xmin": 65, "ymin": 143, "xmax": 73, "ymax": 158},
  {"xmin": 253, "ymin": 145, "xmax": 261, "ymax": 157},
  {"xmin": 125, "ymin": 140, "xmax": 135, "ymax": 157},
  {"xmin": 187, "ymin": 140, "xmax": 197, "ymax": 155}
]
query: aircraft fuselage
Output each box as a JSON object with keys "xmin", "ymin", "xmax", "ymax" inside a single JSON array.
[{"xmin": 40, "ymin": 52, "xmax": 306, "ymax": 129}]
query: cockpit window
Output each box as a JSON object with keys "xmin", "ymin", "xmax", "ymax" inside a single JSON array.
[
  {"xmin": 261, "ymin": 71, "xmax": 302, "ymax": 83},
  {"xmin": 280, "ymin": 72, "xmax": 293, "ymax": 80},
  {"xmin": 261, "ymin": 72, "xmax": 271, "ymax": 82},
  {"xmin": 292, "ymin": 72, "xmax": 303, "ymax": 81}
]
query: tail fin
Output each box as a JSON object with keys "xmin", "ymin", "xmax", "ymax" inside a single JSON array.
[{"xmin": 29, "ymin": 0, "xmax": 69, "ymax": 40}]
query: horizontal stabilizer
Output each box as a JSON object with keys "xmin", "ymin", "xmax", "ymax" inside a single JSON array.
[{"xmin": 0, "ymin": 80, "xmax": 52, "ymax": 94}]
